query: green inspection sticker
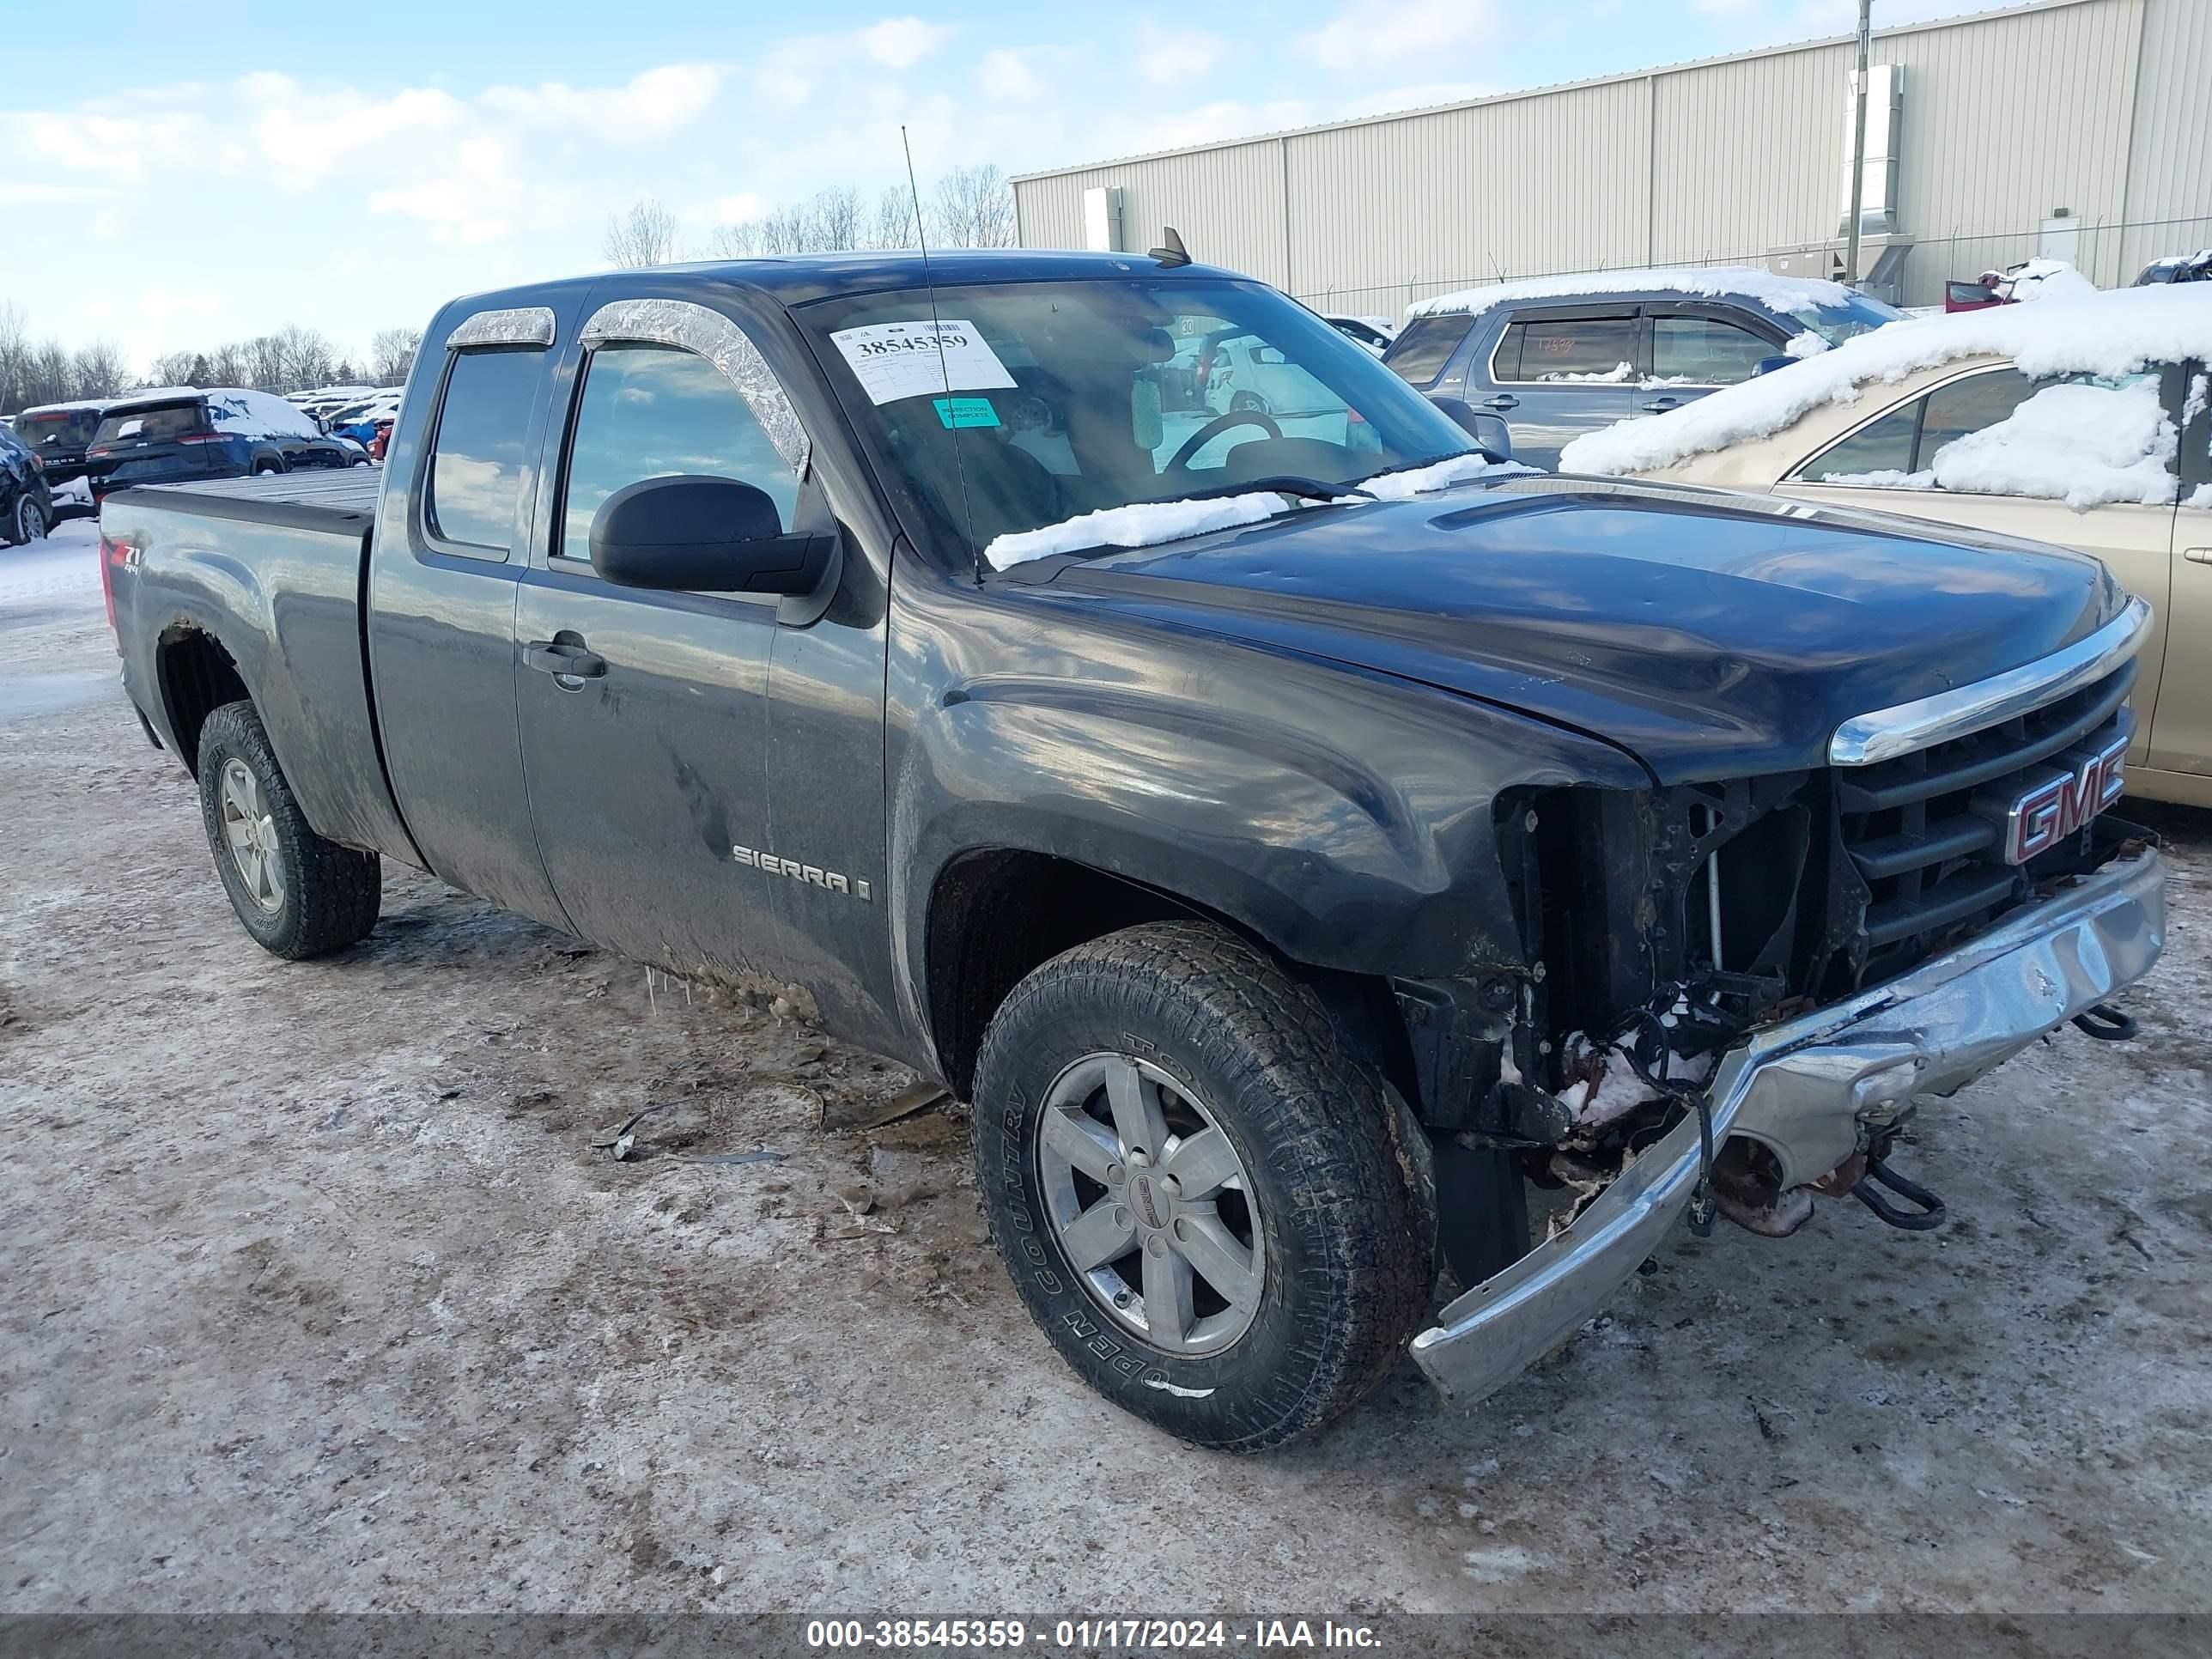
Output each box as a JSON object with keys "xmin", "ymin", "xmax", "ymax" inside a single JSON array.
[{"xmin": 933, "ymin": 397, "xmax": 1001, "ymax": 429}]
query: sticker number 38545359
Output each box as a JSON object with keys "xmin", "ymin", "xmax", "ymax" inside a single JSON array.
[{"xmin": 830, "ymin": 319, "xmax": 1017, "ymax": 407}]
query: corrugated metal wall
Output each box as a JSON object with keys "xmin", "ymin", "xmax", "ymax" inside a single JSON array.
[
  {"xmin": 1013, "ymin": 0, "xmax": 2209, "ymax": 312},
  {"xmin": 2120, "ymin": 0, "xmax": 2212, "ymax": 280},
  {"xmin": 1014, "ymin": 139, "xmax": 1293, "ymax": 289}
]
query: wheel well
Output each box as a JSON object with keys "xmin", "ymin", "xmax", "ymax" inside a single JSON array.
[
  {"xmin": 925, "ymin": 851, "xmax": 1212, "ymax": 1097},
  {"xmin": 922, "ymin": 849, "xmax": 1423, "ymax": 1109},
  {"xmin": 157, "ymin": 629, "xmax": 250, "ymax": 773}
]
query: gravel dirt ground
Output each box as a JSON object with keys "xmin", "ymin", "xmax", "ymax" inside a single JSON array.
[{"xmin": 3, "ymin": 520, "xmax": 2209, "ymax": 1616}]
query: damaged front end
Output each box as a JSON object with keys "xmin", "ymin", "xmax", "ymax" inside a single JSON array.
[{"xmin": 1401, "ymin": 639, "xmax": 2166, "ymax": 1404}]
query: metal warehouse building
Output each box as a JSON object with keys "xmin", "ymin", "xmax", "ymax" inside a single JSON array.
[{"xmin": 1011, "ymin": 0, "xmax": 2210, "ymax": 316}]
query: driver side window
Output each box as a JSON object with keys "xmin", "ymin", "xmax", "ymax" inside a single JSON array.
[{"xmin": 557, "ymin": 343, "xmax": 799, "ymax": 562}]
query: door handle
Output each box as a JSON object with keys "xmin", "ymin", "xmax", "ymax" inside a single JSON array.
[
  {"xmin": 1478, "ymin": 394, "xmax": 1520, "ymax": 411},
  {"xmin": 1641, "ymin": 396, "xmax": 1684, "ymax": 413},
  {"xmin": 2185, "ymin": 547, "xmax": 2212, "ymax": 565},
  {"xmin": 526, "ymin": 639, "xmax": 607, "ymax": 682}
]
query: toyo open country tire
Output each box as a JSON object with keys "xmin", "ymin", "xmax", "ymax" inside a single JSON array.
[
  {"xmin": 972, "ymin": 921, "xmax": 1431, "ymax": 1450},
  {"xmin": 195, "ymin": 700, "xmax": 380, "ymax": 958}
]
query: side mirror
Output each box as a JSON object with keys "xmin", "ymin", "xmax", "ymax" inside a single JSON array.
[
  {"xmin": 589, "ymin": 474, "xmax": 833, "ymax": 596},
  {"xmin": 1752, "ymin": 355, "xmax": 1797, "ymax": 378},
  {"xmin": 1426, "ymin": 397, "xmax": 1513, "ymax": 459}
]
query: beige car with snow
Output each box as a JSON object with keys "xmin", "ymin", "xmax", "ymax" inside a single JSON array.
[{"xmin": 1561, "ymin": 287, "xmax": 2212, "ymax": 807}]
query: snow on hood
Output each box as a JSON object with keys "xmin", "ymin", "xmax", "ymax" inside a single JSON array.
[
  {"xmin": 986, "ymin": 493, "xmax": 1299, "ymax": 569},
  {"xmin": 1358, "ymin": 452, "xmax": 1537, "ymax": 499},
  {"xmin": 1408, "ymin": 264, "xmax": 1858, "ymax": 322},
  {"xmin": 984, "ymin": 453, "xmax": 1534, "ymax": 568},
  {"xmin": 1559, "ymin": 283, "xmax": 2212, "ymax": 478}
]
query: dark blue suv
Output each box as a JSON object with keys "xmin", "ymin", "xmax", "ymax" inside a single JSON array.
[{"xmin": 84, "ymin": 388, "xmax": 365, "ymax": 501}]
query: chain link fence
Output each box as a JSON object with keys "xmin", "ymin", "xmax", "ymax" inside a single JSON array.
[{"xmin": 1296, "ymin": 212, "xmax": 2212, "ymax": 321}]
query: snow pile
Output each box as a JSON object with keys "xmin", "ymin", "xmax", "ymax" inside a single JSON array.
[
  {"xmin": 1559, "ymin": 283, "xmax": 2212, "ymax": 478},
  {"xmin": 1409, "ymin": 264, "xmax": 1858, "ymax": 321},
  {"xmin": 985, "ymin": 492, "xmax": 1296, "ymax": 569},
  {"xmin": 1359, "ymin": 452, "xmax": 1536, "ymax": 499},
  {"xmin": 1540, "ymin": 362, "xmax": 1635, "ymax": 384},
  {"xmin": 2006, "ymin": 258, "xmax": 2098, "ymax": 303},
  {"xmin": 1931, "ymin": 380, "xmax": 2177, "ymax": 509},
  {"xmin": 1784, "ymin": 331, "xmax": 1830, "ymax": 359},
  {"xmin": 2191, "ymin": 374, "xmax": 2211, "ymax": 510}
]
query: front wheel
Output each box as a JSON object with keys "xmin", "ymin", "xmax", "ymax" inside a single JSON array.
[
  {"xmin": 196, "ymin": 701, "xmax": 380, "ymax": 957},
  {"xmin": 5, "ymin": 493, "xmax": 46, "ymax": 546},
  {"xmin": 972, "ymin": 922, "xmax": 1431, "ymax": 1451}
]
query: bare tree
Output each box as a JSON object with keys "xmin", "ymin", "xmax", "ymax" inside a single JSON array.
[
  {"xmin": 70, "ymin": 340, "xmax": 131, "ymax": 399},
  {"xmin": 270, "ymin": 325, "xmax": 337, "ymax": 392},
  {"xmin": 0, "ymin": 301, "xmax": 28, "ymax": 414},
  {"xmin": 807, "ymin": 185, "xmax": 863, "ymax": 252},
  {"xmin": 149, "ymin": 350, "xmax": 201, "ymax": 388},
  {"xmin": 867, "ymin": 186, "xmax": 920, "ymax": 250},
  {"xmin": 933, "ymin": 163, "xmax": 1015, "ymax": 248},
  {"xmin": 603, "ymin": 197, "xmax": 681, "ymax": 268},
  {"xmin": 370, "ymin": 326, "xmax": 422, "ymax": 386},
  {"xmin": 241, "ymin": 334, "xmax": 288, "ymax": 392}
]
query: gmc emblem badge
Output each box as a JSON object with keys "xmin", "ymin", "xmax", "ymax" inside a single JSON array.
[{"xmin": 1975, "ymin": 728, "xmax": 2128, "ymax": 865}]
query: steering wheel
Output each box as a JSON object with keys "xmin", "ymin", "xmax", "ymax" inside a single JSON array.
[{"xmin": 1164, "ymin": 408, "xmax": 1281, "ymax": 473}]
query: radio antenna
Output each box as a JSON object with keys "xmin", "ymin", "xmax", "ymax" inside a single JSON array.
[{"xmin": 903, "ymin": 125, "xmax": 983, "ymax": 585}]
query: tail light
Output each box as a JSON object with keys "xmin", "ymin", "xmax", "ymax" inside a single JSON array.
[
  {"xmin": 176, "ymin": 431, "xmax": 225, "ymax": 445},
  {"xmin": 99, "ymin": 531, "xmax": 136, "ymax": 648}
]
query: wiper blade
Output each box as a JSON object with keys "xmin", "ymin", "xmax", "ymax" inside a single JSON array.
[
  {"xmin": 1152, "ymin": 474, "xmax": 1370, "ymax": 507},
  {"xmin": 1348, "ymin": 448, "xmax": 1498, "ymax": 489}
]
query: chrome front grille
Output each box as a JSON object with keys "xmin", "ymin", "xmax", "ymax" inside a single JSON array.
[{"xmin": 1832, "ymin": 660, "xmax": 2136, "ymax": 973}]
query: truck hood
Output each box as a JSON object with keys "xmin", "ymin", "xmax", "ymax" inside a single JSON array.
[{"xmin": 1032, "ymin": 475, "xmax": 2121, "ymax": 781}]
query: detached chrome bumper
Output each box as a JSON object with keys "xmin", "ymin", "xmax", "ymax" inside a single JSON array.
[{"xmin": 1410, "ymin": 844, "xmax": 2166, "ymax": 1404}]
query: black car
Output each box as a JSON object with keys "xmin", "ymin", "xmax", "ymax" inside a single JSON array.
[
  {"xmin": 84, "ymin": 387, "xmax": 367, "ymax": 501},
  {"xmin": 11, "ymin": 395, "xmax": 137, "ymax": 487},
  {"xmin": 2135, "ymin": 249, "xmax": 2212, "ymax": 285},
  {"xmin": 0, "ymin": 421, "xmax": 56, "ymax": 546}
]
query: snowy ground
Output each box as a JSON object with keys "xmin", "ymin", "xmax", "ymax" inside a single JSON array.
[{"xmin": 3, "ymin": 524, "xmax": 2211, "ymax": 1614}]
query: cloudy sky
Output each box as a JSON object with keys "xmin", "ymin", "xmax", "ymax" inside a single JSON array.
[{"xmin": 4, "ymin": 0, "xmax": 1990, "ymax": 371}]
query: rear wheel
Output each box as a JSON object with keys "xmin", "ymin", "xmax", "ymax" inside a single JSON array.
[
  {"xmin": 253, "ymin": 458, "xmax": 284, "ymax": 477},
  {"xmin": 972, "ymin": 921, "xmax": 1431, "ymax": 1451},
  {"xmin": 195, "ymin": 701, "xmax": 380, "ymax": 958}
]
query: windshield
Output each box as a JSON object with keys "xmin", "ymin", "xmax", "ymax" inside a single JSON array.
[
  {"xmin": 1787, "ymin": 292, "xmax": 1905, "ymax": 346},
  {"xmin": 19, "ymin": 409, "xmax": 102, "ymax": 449},
  {"xmin": 800, "ymin": 277, "xmax": 1481, "ymax": 562},
  {"xmin": 92, "ymin": 401, "xmax": 207, "ymax": 446}
]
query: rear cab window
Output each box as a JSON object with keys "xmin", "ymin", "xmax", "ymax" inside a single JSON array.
[{"xmin": 427, "ymin": 349, "xmax": 544, "ymax": 556}]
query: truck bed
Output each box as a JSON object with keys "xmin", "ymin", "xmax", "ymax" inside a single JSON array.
[
  {"xmin": 105, "ymin": 465, "xmax": 416, "ymax": 865},
  {"xmin": 124, "ymin": 466, "xmax": 383, "ymax": 530}
]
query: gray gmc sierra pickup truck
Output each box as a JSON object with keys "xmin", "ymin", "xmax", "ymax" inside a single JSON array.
[{"xmin": 100, "ymin": 249, "xmax": 2164, "ymax": 1449}]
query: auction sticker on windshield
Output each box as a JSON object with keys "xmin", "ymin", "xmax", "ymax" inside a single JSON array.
[{"xmin": 830, "ymin": 319, "xmax": 1016, "ymax": 405}]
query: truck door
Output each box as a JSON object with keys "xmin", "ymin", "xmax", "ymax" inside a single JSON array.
[
  {"xmin": 512, "ymin": 298, "xmax": 816, "ymax": 990},
  {"xmin": 365, "ymin": 315, "xmax": 569, "ymax": 926}
]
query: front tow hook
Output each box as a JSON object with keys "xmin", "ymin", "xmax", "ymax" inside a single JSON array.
[
  {"xmin": 2071, "ymin": 1001, "xmax": 2138, "ymax": 1042},
  {"xmin": 1853, "ymin": 1150, "xmax": 1946, "ymax": 1231}
]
